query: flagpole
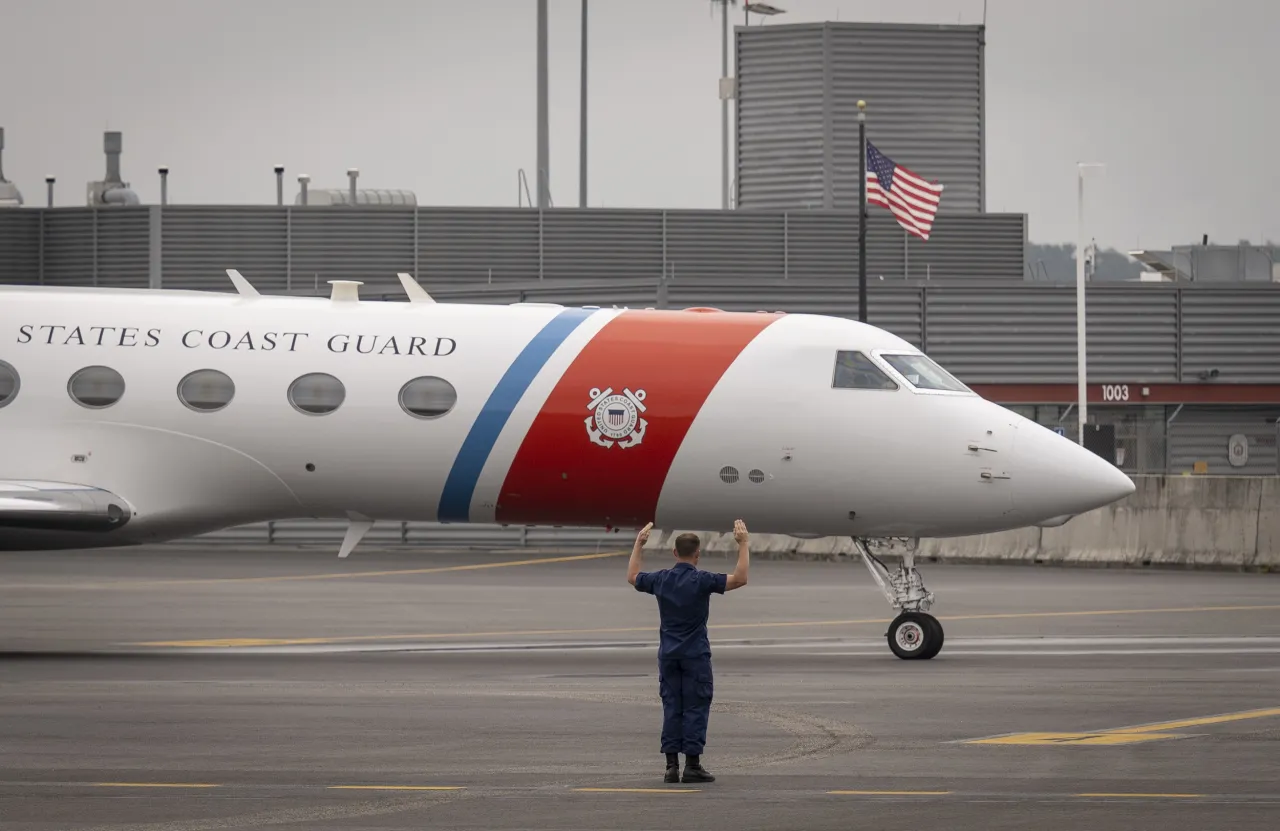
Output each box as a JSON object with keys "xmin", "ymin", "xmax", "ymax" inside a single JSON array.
[
  {"xmin": 1076, "ymin": 165, "xmax": 1086, "ymax": 445},
  {"xmin": 858, "ymin": 99, "xmax": 868, "ymax": 324},
  {"xmin": 1076, "ymin": 162, "xmax": 1104, "ymax": 445}
]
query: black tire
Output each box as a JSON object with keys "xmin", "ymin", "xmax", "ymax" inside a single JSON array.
[
  {"xmin": 886, "ymin": 612, "xmax": 939, "ymax": 660},
  {"xmin": 918, "ymin": 613, "xmax": 944, "ymax": 660}
]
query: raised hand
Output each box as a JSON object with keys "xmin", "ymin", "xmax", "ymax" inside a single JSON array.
[
  {"xmin": 732, "ymin": 519, "xmax": 748, "ymax": 544},
  {"xmin": 637, "ymin": 521, "xmax": 654, "ymax": 544}
]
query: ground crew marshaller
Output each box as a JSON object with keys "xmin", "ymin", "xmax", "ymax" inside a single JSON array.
[{"xmin": 627, "ymin": 519, "xmax": 751, "ymax": 784}]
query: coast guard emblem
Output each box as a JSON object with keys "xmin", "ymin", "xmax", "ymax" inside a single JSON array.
[{"xmin": 585, "ymin": 386, "xmax": 647, "ymax": 449}]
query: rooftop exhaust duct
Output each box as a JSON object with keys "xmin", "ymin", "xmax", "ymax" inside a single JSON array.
[
  {"xmin": 292, "ymin": 166, "xmax": 417, "ymax": 206},
  {"xmin": 87, "ymin": 131, "xmax": 140, "ymax": 206},
  {"xmin": 0, "ymin": 127, "xmax": 24, "ymax": 207}
]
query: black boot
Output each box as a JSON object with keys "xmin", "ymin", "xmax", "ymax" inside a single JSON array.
[
  {"xmin": 664, "ymin": 752, "xmax": 680, "ymax": 783},
  {"xmin": 681, "ymin": 753, "xmax": 715, "ymax": 783}
]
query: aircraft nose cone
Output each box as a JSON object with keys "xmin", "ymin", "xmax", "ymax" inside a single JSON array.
[{"xmin": 1014, "ymin": 423, "xmax": 1135, "ymax": 524}]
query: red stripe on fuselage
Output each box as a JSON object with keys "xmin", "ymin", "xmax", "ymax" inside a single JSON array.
[{"xmin": 494, "ymin": 310, "xmax": 780, "ymax": 527}]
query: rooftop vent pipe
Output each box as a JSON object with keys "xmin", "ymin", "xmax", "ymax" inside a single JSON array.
[
  {"xmin": 91, "ymin": 131, "xmax": 140, "ymax": 206},
  {"xmin": 348, "ymin": 168, "xmax": 359, "ymax": 203},
  {"xmin": 105, "ymin": 131, "xmax": 123, "ymax": 183},
  {"xmin": 274, "ymin": 165, "xmax": 285, "ymax": 205},
  {"xmin": 298, "ymin": 173, "xmax": 310, "ymax": 205}
]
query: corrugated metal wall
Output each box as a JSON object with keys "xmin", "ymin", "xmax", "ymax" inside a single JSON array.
[
  {"xmin": 3, "ymin": 206, "xmax": 1280, "ymax": 385},
  {"xmin": 1181, "ymin": 288, "xmax": 1280, "ymax": 383},
  {"xmin": 162, "ymin": 207, "xmax": 291, "ymax": 290},
  {"xmin": 0, "ymin": 205, "xmax": 1027, "ymax": 289},
  {"xmin": 925, "ymin": 285, "xmax": 1181, "ymax": 384},
  {"xmin": 736, "ymin": 22, "xmax": 985, "ymax": 213},
  {"xmin": 0, "ymin": 208, "xmax": 39, "ymax": 285},
  {"xmin": 1168, "ymin": 406, "xmax": 1279, "ymax": 475},
  {"xmin": 734, "ymin": 25, "xmax": 827, "ymax": 209}
]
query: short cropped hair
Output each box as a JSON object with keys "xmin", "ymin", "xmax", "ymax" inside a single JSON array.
[{"xmin": 674, "ymin": 532, "xmax": 701, "ymax": 558}]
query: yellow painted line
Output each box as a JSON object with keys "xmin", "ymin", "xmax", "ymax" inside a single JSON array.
[
  {"xmin": 965, "ymin": 705, "xmax": 1280, "ymax": 746},
  {"xmin": 1110, "ymin": 706, "xmax": 1280, "ymax": 734},
  {"xmin": 132, "ymin": 603, "xmax": 1280, "ymax": 648},
  {"xmin": 828, "ymin": 790, "xmax": 952, "ymax": 795},
  {"xmin": 574, "ymin": 787, "xmax": 699, "ymax": 794},
  {"xmin": 93, "ymin": 782, "xmax": 221, "ymax": 788},
  {"xmin": 328, "ymin": 785, "xmax": 464, "ymax": 791},
  {"xmin": 966, "ymin": 732, "xmax": 1182, "ymax": 746},
  {"xmin": 1077, "ymin": 793, "xmax": 1203, "ymax": 799}
]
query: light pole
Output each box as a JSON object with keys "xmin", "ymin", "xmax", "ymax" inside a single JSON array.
[
  {"xmin": 579, "ymin": 0, "xmax": 588, "ymax": 208},
  {"xmin": 537, "ymin": 0, "xmax": 550, "ymax": 208},
  {"xmin": 718, "ymin": 1, "xmax": 785, "ymax": 210},
  {"xmin": 719, "ymin": 1, "xmax": 730, "ymax": 210},
  {"xmin": 1076, "ymin": 162, "xmax": 1105, "ymax": 445}
]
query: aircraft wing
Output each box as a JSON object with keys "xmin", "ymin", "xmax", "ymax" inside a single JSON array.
[{"xmin": 0, "ymin": 480, "xmax": 132, "ymax": 532}]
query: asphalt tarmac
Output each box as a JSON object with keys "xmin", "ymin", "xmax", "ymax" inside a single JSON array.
[{"xmin": 2, "ymin": 544, "xmax": 1279, "ymax": 830}]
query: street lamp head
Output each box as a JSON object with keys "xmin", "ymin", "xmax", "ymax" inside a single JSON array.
[{"xmin": 857, "ymin": 100, "xmax": 866, "ymax": 111}]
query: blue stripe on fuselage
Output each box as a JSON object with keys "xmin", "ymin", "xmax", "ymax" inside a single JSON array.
[{"xmin": 437, "ymin": 307, "xmax": 598, "ymax": 522}]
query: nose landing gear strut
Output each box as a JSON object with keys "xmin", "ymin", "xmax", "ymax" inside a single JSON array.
[{"xmin": 852, "ymin": 537, "xmax": 944, "ymax": 660}]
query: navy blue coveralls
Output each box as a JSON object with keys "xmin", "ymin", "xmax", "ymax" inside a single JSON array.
[{"xmin": 634, "ymin": 562, "xmax": 728, "ymax": 755}]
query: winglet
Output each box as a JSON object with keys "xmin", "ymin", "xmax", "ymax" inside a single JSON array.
[
  {"xmin": 225, "ymin": 269, "xmax": 261, "ymax": 297},
  {"xmin": 397, "ymin": 272, "xmax": 435, "ymax": 303},
  {"xmin": 338, "ymin": 512, "xmax": 374, "ymax": 559}
]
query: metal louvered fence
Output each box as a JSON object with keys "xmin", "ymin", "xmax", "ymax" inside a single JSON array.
[
  {"xmin": 0, "ymin": 204, "xmax": 1029, "ymax": 291},
  {"xmin": 5, "ymin": 205, "xmax": 1280, "ymax": 386}
]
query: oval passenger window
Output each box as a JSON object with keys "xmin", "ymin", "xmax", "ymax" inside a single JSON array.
[
  {"xmin": 0, "ymin": 360, "xmax": 18, "ymax": 408},
  {"xmin": 68, "ymin": 365, "xmax": 126, "ymax": 409},
  {"xmin": 399, "ymin": 376, "xmax": 458, "ymax": 419},
  {"xmin": 288, "ymin": 372, "xmax": 346, "ymax": 415},
  {"xmin": 178, "ymin": 369, "xmax": 236, "ymax": 412}
]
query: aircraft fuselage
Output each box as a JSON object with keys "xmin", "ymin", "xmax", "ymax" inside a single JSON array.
[{"xmin": 0, "ymin": 284, "xmax": 1135, "ymax": 551}]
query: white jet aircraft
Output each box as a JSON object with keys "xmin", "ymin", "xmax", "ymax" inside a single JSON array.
[{"xmin": 0, "ymin": 271, "xmax": 1134, "ymax": 659}]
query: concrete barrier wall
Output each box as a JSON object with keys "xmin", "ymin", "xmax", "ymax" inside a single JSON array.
[{"xmin": 641, "ymin": 476, "xmax": 1280, "ymax": 571}]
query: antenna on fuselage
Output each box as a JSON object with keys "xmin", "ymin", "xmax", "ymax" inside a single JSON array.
[
  {"xmin": 225, "ymin": 268, "xmax": 260, "ymax": 297},
  {"xmin": 328, "ymin": 280, "xmax": 363, "ymax": 302},
  {"xmin": 396, "ymin": 272, "xmax": 435, "ymax": 303}
]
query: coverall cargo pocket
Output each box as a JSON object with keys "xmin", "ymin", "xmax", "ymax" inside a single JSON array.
[{"xmin": 695, "ymin": 666, "xmax": 714, "ymax": 703}]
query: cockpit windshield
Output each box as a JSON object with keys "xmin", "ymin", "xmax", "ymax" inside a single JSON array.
[
  {"xmin": 832, "ymin": 351, "xmax": 899, "ymax": 390},
  {"xmin": 880, "ymin": 353, "xmax": 971, "ymax": 393}
]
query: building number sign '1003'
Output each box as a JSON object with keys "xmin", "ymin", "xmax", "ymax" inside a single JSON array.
[{"xmin": 1100, "ymin": 384, "xmax": 1131, "ymax": 402}]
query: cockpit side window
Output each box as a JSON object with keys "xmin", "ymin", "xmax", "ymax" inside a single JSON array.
[
  {"xmin": 880, "ymin": 353, "xmax": 971, "ymax": 393},
  {"xmin": 832, "ymin": 350, "xmax": 899, "ymax": 390}
]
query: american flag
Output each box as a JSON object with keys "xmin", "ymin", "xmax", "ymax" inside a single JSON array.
[{"xmin": 865, "ymin": 141, "xmax": 944, "ymax": 241}]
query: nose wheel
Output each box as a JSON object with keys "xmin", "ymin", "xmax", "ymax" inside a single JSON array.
[
  {"xmin": 886, "ymin": 611, "xmax": 944, "ymax": 660},
  {"xmin": 853, "ymin": 537, "xmax": 945, "ymax": 660}
]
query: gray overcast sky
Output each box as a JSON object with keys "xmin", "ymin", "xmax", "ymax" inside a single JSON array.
[{"xmin": 1, "ymin": 0, "xmax": 1275, "ymax": 251}]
